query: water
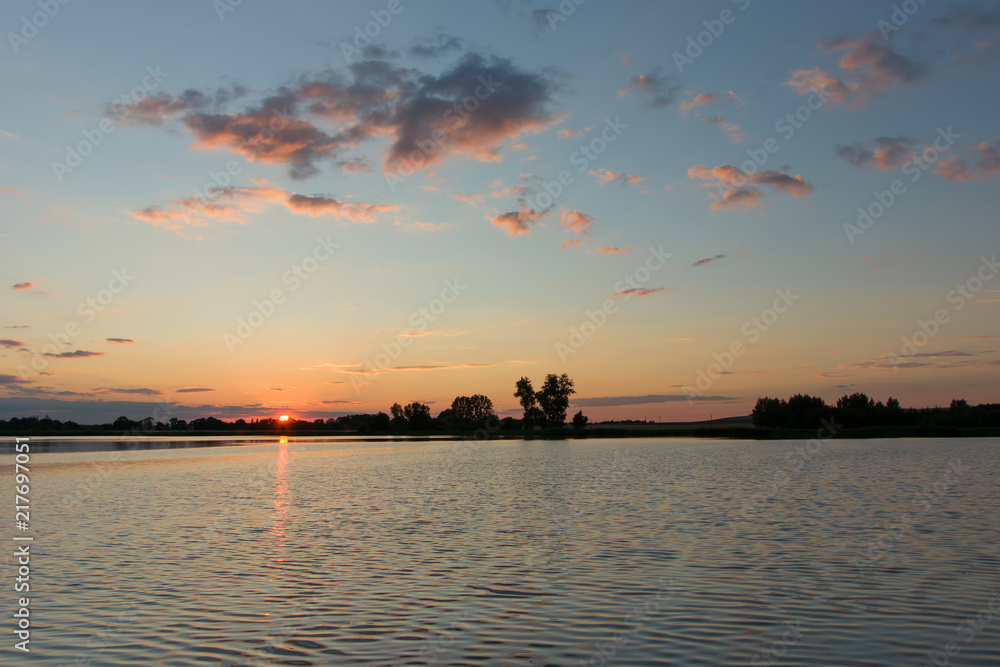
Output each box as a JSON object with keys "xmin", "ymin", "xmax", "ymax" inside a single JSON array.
[{"xmin": 7, "ymin": 436, "xmax": 1000, "ymax": 665}]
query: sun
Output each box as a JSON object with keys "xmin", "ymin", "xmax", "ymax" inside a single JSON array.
[{"xmin": 278, "ymin": 415, "xmax": 290, "ymax": 422}]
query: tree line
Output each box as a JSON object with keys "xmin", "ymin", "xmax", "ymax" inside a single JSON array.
[
  {"xmin": 752, "ymin": 392, "xmax": 1000, "ymax": 430},
  {"xmin": 0, "ymin": 374, "xmax": 589, "ymax": 436}
]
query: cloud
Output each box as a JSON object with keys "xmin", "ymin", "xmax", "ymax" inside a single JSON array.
[
  {"xmin": 0, "ymin": 339, "xmax": 25, "ymax": 348},
  {"xmin": 393, "ymin": 218, "xmax": 451, "ymax": 232},
  {"xmin": 692, "ymin": 254, "xmax": 726, "ymax": 267},
  {"xmin": 618, "ymin": 68, "xmax": 680, "ymax": 108},
  {"xmin": 814, "ymin": 372, "xmax": 852, "ymax": 378},
  {"xmin": 589, "ymin": 168, "xmax": 645, "ymax": 186},
  {"xmin": 834, "ymin": 136, "xmax": 929, "ymax": 170},
  {"xmin": 573, "ymin": 394, "xmax": 735, "ymax": 407},
  {"xmin": 0, "ymin": 186, "xmax": 24, "ymax": 195},
  {"xmin": 485, "ymin": 206, "xmax": 550, "ymax": 237},
  {"xmin": 610, "ymin": 287, "xmax": 667, "ymax": 298},
  {"xmin": 336, "ymin": 158, "xmax": 370, "ymax": 174},
  {"xmin": 678, "ymin": 90, "xmax": 740, "ymax": 112},
  {"xmin": 450, "ymin": 192, "xmax": 485, "ymax": 206},
  {"xmin": 93, "ymin": 387, "xmax": 162, "ymax": 396},
  {"xmin": 559, "ymin": 209, "xmax": 594, "ymax": 236},
  {"xmin": 0, "ymin": 374, "xmax": 32, "ymax": 385},
  {"xmin": 597, "ymin": 246, "xmax": 631, "ymax": 255},
  {"xmin": 787, "ymin": 32, "xmax": 927, "ymax": 109},
  {"xmin": 176, "ymin": 387, "xmax": 215, "ymax": 393},
  {"xmin": 786, "ymin": 68, "xmax": 854, "ymax": 108},
  {"xmin": 558, "ymin": 126, "xmax": 591, "ymax": 139},
  {"xmin": 12, "ymin": 282, "xmax": 35, "ymax": 291},
  {"xmin": 687, "ymin": 164, "xmax": 814, "ymax": 211},
  {"xmin": 133, "ymin": 183, "xmax": 396, "ymax": 235},
  {"xmin": 931, "ymin": 5, "xmax": 1000, "ymax": 31},
  {"xmin": 841, "ymin": 349, "xmax": 990, "ymax": 371},
  {"xmin": 43, "ymin": 350, "xmax": 104, "ymax": 358},
  {"xmin": 106, "ymin": 338, "xmax": 135, "ymax": 344},
  {"xmin": 934, "ymin": 138, "xmax": 1000, "ymax": 181},
  {"xmin": 407, "ymin": 33, "xmax": 464, "ymax": 59},
  {"xmin": 114, "ymin": 52, "xmax": 561, "ymax": 180},
  {"xmin": 559, "ymin": 238, "xmax": 582, "ymax": 249},
  {"xmin": 699, "ymin": 114, "xmax": 745, "ymax": 143}
]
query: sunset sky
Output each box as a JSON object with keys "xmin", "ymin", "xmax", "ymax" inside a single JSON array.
[{"xmin": 2, "ymin": 0, "xmax": 998, "ymax": 423}]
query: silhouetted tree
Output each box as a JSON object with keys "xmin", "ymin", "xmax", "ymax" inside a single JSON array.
[
  {"xmin": 751, "ymin": 397, "xmax": 784, "ymax": 428},
  {"xmin": 514, "ymin": 377, "xmax": 540, "ymax": 430},
  {"xmin": 451, "ymin": 394, "xmax": 495, "ymax": 426},
  {"xmin": 403, "ymin": 402, "xmax": 432, "ymax": 430},
  {"xmin": 370, "ymin": 411, "xmax": 391, "ymax": 432},
  {"xmin": 536, "ymin": 373, "xmax": 576, "ymax": 428},
  {"xmin": 572, "ymin": 410, "xmax": 589, "ymax": 430}
]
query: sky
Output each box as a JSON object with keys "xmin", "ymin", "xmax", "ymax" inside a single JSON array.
[{"xmin": 1, "ymin": 0, "xmax": 999, "ymax": 424}]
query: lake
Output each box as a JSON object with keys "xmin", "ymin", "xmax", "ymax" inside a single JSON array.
[{"xmin": 8, "ymin": 436, "xmax": 1000, "ymax": 665}]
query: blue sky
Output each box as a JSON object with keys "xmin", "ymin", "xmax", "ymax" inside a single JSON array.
[{"xmin": 1, "ymin": 0, "xmax": 998, "ymax": 423}]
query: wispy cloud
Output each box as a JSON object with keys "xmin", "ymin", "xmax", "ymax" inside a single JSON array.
[
  {"xmin": 692, "ymin": 254, "xmax": 726, "ymax": 267},
  {"xmin": 589, "ymin": 168, "xmax": 645, "ymax": 186},
  {"xmin": 43, "ymin": 350, "xmax": 104, "ymax": 358},
  {"xmin": 610, "ymin": 287, "xmax": 667, "ymax": 298},
  {"xmin": 618, "ymin": 68, "xmax": 680, "ymax": 108}
]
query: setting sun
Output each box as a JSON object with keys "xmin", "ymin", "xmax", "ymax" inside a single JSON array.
[{"xmin": 278, "ymin": 415, "xmax": 289, "ymax": 422}]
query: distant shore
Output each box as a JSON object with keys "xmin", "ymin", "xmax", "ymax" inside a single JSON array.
[{"xmin": 4, "ymin": 424, "xmax": 1000, "ymax": 440}]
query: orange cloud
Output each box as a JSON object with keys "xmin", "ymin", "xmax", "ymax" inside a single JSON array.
[
  {"xmin": 787, "ymin": 33, "xmax": 926, "ymax": 109},
  {"xmin": 688, "ymin": 164, "xmax": 814, "ymax": 211},
  {"xmin": 559, "ymin": 210, "xmax": 594, "ymax": 236},
  {"xmin": 597, "ymin": 246, "xmax": 631, "ymax": 255},
  {"xmin": 133, "ymin": 183, "xmax": 396, "ymax": 235},
  {"xmin": 485, "ymin": 206, "xmax": 549, "ymax": 237},
  {"xmin": 450, "ymin": 192, "xmax": 485, "ymax": 206},
  {"xmin": 590, "ymin": 168, "xmax": 645, "ymax": 186},
  {"xmin": 934, "ymin": 138, "xmax": 1000, "ymax": 182}
]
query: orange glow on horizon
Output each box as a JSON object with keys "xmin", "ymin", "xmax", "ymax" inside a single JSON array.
[{"xmin": 278, "ymin": 415, "xmax": 289, "ymax": 422}]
